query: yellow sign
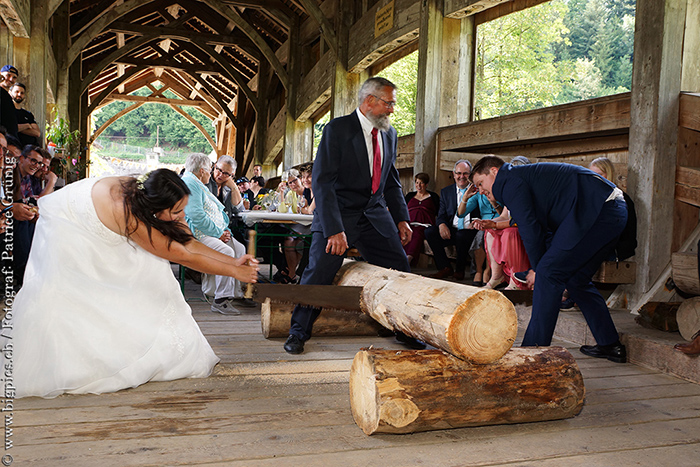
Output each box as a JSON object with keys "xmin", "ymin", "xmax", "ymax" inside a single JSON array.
[{"xmin": 375, "ymin": 1, "xmax": 394, "ymax": 38}]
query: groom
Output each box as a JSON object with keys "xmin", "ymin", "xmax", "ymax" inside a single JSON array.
[{"xmin": 283, "ymin": 77, "xmax": 419, "ymax": 354}]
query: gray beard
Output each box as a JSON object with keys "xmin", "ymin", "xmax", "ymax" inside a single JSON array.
[{"xmin": 367, "ymin": 113, "xmax": 391, "ymax": 132}]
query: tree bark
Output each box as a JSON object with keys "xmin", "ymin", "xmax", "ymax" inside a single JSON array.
[
  {"xmin": 672, "ymin": 252, "xmax": 700, "ymax": 295},
  {"xmin": 335, "ymin": 262, "xmax": 517, "ymax": 364},
  {"xmin": 350, "ymin": 347, "xmax": 585, "ymax": 435},
  {"xmin": 677, "ymin": 297, "xmax": 700, "ymax": 340},
  {"xmin": 260, "ymin": 298, "xmax": 384, "ymax": 338}
]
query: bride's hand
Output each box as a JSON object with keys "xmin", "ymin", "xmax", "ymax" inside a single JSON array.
[{"xmin": 233, "ymin": 254, "xmax": 259, "ymax": 283}]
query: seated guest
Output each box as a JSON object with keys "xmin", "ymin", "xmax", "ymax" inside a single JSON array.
[
  {"xmin": 12, "ymin": 145, "xmax": 44, "ymax": 289},
  {"xmin": 248, "ymin": 175, "xmax": 268, "ymax": 209},
  {"xmin": 475, "ymin": 156, "xmax": 533, "ymax": 290},
  {"xmin": 281, "ymin": 169, "xmax": 310, "ymax": 283},
  {"xmin": 403, "ymin": 172, "xmax": 439, "ymax": 267},
  {"xmin": 474, "ymin": 205, "xmax": 531, "ymax": 289},
  {"xmin": 30, "ymin": 147, "xmax": 58, "ymax": 198},
  {"xmin": 181, "ymin": 153, "xmax": 255, "ymax": 313},
  {"xmin": 206, "ymin": 155, "xmax": 247, "ymax": 246},
  {"xmin": 425, "ymin": 160, "xmax": 479, "ymax": 280},
  {"xmin": 457, "ymin": 181, "xmax": 499, "ymax": 286},
  {"xmin": 299, "ymin": 162, "xmax": 315, "ymax": 214}
]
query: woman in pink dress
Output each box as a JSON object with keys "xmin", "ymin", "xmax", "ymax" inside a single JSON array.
[{"xmin": 403, "ymin": 173, "xmax": 439, "ymax": 267}]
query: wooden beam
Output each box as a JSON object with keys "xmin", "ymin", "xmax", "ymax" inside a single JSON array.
[
  {"xmin": 438, "ymin": 93, "xmax": 631, "ymax": 151},
  {"xmin": 474, "ymin": 0, "xmax": 550, "ymax": 25},
  {"xmin": 298, "ymin": 0, "xmax": 338, "ymax": 58},
  {"xmin": 67, "ymin": 0, "xmax": 155, "ymax": 67},
  {"xmin": 0, "ymin": 0, "xmax": 30, "ymax": 37},
  {"xmin": 444, "ymin": 0, "xmax": 511, "ymax": 18},
  {"xmin": 168, "ymin": 103, "xmax": 216, "ymax": 150},
  {"xmin": 113, "ymin": 56, "xmax": 223, "ymax": 75},
  {"xmin": 104, "ymin": 94, "xmax": 211, "ymax": 108},
  {"xmin": 89, "ymin": 66, "xmax": 148, "ymax": 113},
  {"xmin": 192, "ymin": 74, "xmax": 241, "ymax": 129},
  {"xmin": 680, "ymin": 92, "xmax": 700, "ymax": 132},
  {"xmin": 675, "ymin": 165, "xmax": 700, "ymax": 207},
  {"xmin": 70, "ymin": 0, "xmax": 116, "ymax": 38},
  {"xmin": 89, "ymin": 102, "xmax": 145, "ymax": 143},
  {"xmin": 79, "ymin": 35, "xmax": 158, "ymax": 96},
  {"xmin": 107, "ymin": 21, "xmax": 262, "ymax": 60},
  {"xmin": 188, "ymin": 39, "xmax": 259, "ymax": 111},
  {"xmin": 200, "ymin": 0, "xmax": 289, "ymax": 90}
]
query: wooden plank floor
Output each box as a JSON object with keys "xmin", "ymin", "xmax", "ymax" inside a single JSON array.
[{"xmin": 11, "ymin": 279, "xmax": 700, "ymax": 466}]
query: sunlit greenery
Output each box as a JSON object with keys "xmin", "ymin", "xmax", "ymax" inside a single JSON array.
[
  {"xmin": 92, "ymin": 86, "xmax": 216, "ymax": 154},
  {"xmin": 375, "ymin": 50, "xmax": 418, "ymax": 137},
  {"xmin": 474, "ymin": 0, "xmax": 635, "ymax": 119}
]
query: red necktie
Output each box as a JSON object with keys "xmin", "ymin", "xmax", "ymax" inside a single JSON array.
[{"xmin": 371, "ymin": 128, "xmax": 381, "ymax": 193}]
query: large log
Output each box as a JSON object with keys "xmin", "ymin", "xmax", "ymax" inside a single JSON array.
[
  {"xmin": 677, "ymin": 297, "xmax": 700, "ymax": 341},
  {"xmin": 672, "ymin": 252, "xmax": 700, "ymax": 295},
  {"xmin": 260, "ymin": 298, "xmax": 384, "ymax": 338},
  {"xmin": 335, "ymin": 262, "xmax": 517, "ymax": 364},
  {"xmin": 349, "ymin": 347, "xmax": 585, "ymax": 435}
]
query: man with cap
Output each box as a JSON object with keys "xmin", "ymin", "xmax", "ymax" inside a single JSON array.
[
  {"xmin": 0, "ymin": 66, "xmax": 19, "ymax": 138},
  {"xmin": 11, "ymin": 83, "xmax": 40, "ymax": 146}
]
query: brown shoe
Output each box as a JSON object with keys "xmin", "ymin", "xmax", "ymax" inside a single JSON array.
[
  {"xmin": 674, "ymin": 332, "xmax": 700, "ymax": 355},
  {"xmin": 453, "ymin": 271, "xmax": 465, "ymax": 281},
  {"xmin": 430, "ymin": 267, "xmax": 454, "ymax": 279}
]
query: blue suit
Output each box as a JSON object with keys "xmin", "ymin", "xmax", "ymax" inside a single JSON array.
[
  {"xmin": 290, "ymin": 110, "xmax": 410, "ymax": 341},
  {"xmin": 424, "ymin": 184, "xmax": 479, "ymax": 274},
  {"xmin": 492, "ymin": 162, "xmax": 627, "ymax": 347}
]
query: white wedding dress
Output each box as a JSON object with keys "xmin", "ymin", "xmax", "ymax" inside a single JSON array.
[{"xmin": 4, "ymin": 178, "xmax": 219, "ymax": 398}]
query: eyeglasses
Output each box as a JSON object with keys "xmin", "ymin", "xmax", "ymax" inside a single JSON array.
[
  {"xmin": 0, "ymin": 147, "xmax": 8, "ymax": 158},
  {"xmin": 372, "ymin": 95, "xmax": 396, "ymax": 109},
  {"xmin": 214, "ymin": 166, "xmax": 232, "ymax": 177},
  {"xmin": 27, "ymin": 157, "xmax": 45, "ymax": 167}
]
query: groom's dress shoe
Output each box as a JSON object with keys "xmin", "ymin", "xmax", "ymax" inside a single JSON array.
[
  {"xmin": 580, "ymin": 342, "xmax": 626, "ymax": 363},
  {"xmin": 284, "ymin": 335, "xmax": 305, "ymax": 354},
  {"xmin": 674, "ymin": 334, "xmax": 700, "ymax": 355}
]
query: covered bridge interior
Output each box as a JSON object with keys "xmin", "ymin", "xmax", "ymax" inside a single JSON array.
[{"xmin": 0, "ymin": 0, "xmax": 698, "ymax": 334}]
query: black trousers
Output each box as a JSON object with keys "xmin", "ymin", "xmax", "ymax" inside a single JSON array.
[
  {"xmin": 424, "ymin": 224, "xmax": 477, "ymax": 274},
  {"xmin": 289, "ymin": 216, "xmax": 410, "ymax": 341}
]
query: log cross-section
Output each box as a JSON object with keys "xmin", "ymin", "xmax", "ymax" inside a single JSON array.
[{"xmin": 335, "ymin": 262, "xmax": 518, "ymax": 364}]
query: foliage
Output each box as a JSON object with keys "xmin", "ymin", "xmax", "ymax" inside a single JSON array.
[
  {"xmin": 313, "ymin": 112, "xmax": 330, "ymax": 157},
  {"xmin": 375, "ymin": 50, "xmax": 419, "ymax": 137},
  {"xmin": 46, "ymin": 113, "xmax": 80, "ymax": 149},
  {"xmin": 474, "ymin": 0, "xmax": 635, "ymax": 119},
  {"xmin": 92, "ymin": 86, "xmax": 216, "ymax": 154}
]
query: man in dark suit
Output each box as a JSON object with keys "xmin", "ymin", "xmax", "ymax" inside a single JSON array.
[
  {"xmin": 283, "ymin": 77, "xmax": 417, "ymax": 354},
  {"xmin": 424, "ymin": 160, "xmax": 479, "ymax": 281},
  {"xmin": 471, "ymin": 155, "xmax": 628, "ymax": 363}
]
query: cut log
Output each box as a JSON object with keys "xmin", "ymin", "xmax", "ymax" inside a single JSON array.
[
  {"xmin": 672, "ymin": 252, "xmax": 700, "ymax": 295},
  {"xmin": 335, "ymin": 262, "xmax": 517, "ymax": 364},
  {"xmin": 349, "ymin": 347, "xmax": 585, "ymax": 435},
  {"xmin": 677, "ymin": 297, "xmax": 700, "ymax": 341},
  {"xmin": 592, "ymin": 260, "xmax": 636, "ymax": 283},
  {"xmin": 635, "ymin": 302, "xmax": 680, "ymax": 332},
  {"xmin": 260, "ymin": 298, "xmax": 384, "ymax": 338}
]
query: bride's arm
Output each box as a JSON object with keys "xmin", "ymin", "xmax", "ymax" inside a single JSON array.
[{"xmin": 128, "ymin": 221, "xmax": 258, "ymax": 283}]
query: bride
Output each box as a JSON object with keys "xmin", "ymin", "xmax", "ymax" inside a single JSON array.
[{"xmin": 3, "ymin": 169, "xmax": 258, "ymax": 398}]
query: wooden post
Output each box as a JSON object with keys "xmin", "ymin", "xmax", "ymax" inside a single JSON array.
[
  {"xmin": 627, "ymin": 0, "xmax": 687, "ymax": 309},
  {"xmin": 350, "ymin": 347, "xmax": 585, "ymax": 435},
  {"xmin": 28, "ymin": 0, "xmax": 48, "ymax": 144},
  {"xmin": 335, "ymin": 262, "xmax": 517, "ymax": 364},
  {"xmin": 260, "ymin": 298, "xmax": 384, "ymax": 338},
  {"xmin": 414, "ymin": 0, "xmax": 443, "ymax": 181}
]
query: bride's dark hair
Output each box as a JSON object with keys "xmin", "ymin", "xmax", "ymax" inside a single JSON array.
[{"xmin": 121, "ymin": 168, "xmax": 193, "ymax": 246}]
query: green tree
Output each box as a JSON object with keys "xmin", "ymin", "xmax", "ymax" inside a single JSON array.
[
  {"xmin": 475, "ymin": 0, "xmax": 570, "ymax": 119},
  {"xmin": 375, "ymin": 50, "xmax": 419, "ymax": 137}
]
